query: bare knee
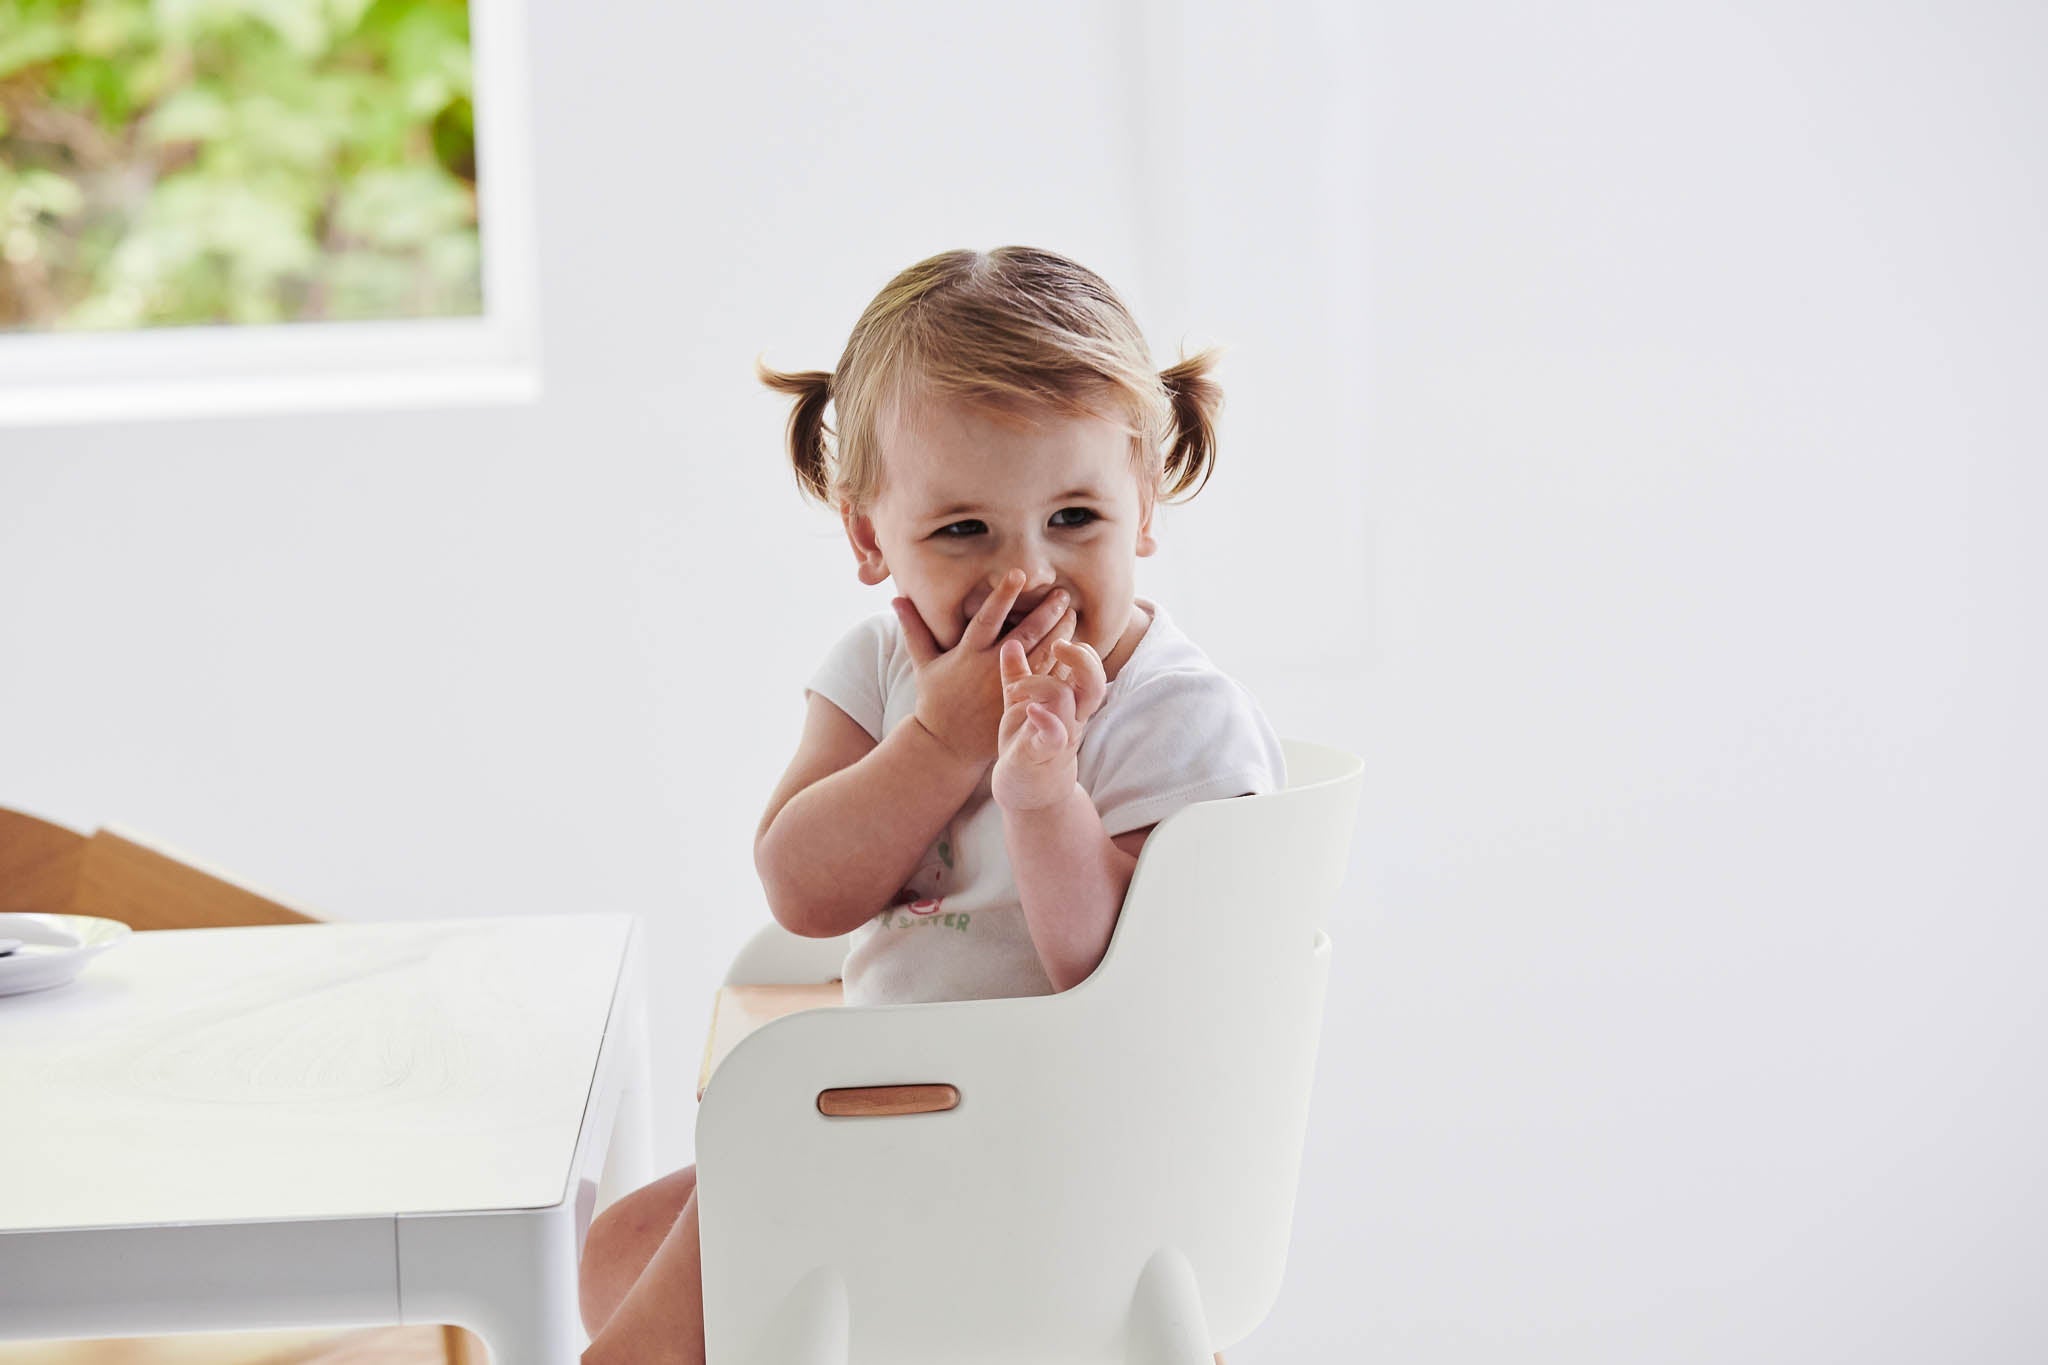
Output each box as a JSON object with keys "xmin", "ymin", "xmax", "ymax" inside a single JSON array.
[
  {"xmin": 580, "ymin": 1163, "xmax": 698, "ymax": 1338},
  {"xmin": 579, "ymin": 1221, "xmax": 630, "ymax": 1340}
]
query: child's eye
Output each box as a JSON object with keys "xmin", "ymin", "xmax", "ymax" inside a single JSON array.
[{"xmin": 931, "ymin": 509, "xmax": 1098, "ymax": 539}]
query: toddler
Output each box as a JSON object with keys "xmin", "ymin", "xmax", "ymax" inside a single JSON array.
[{"xmin": 579, "ymin": 246, "xmax": 1285, "ymax": 1365}]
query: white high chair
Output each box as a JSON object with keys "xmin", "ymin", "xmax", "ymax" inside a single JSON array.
[{"xmin": 696, "ymin": 739, "xmax": 1363, "ymax": 1365}]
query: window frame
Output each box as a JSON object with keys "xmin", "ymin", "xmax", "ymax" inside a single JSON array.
[{"xmin": 0, "ymin": 0, "xmax": 542, "ymax": 428}]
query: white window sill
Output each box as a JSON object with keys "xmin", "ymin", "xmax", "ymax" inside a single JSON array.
[{"xmin": 0, "ymin": 317, "xmax": 541, "ymax": 427}]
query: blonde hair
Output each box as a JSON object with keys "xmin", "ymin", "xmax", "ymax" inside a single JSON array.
[{"xmin": 758, "ymin": 246, "xmax": 1221, "ymax": 516}]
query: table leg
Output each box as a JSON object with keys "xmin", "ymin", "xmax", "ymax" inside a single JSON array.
[
  {"xmin": 398, "ymin": 1209, "xmax": 582, "ymax": 1365},
  {"xmin": 594, "ymin": 979, "xmax": 656, "ymax": 1217}
]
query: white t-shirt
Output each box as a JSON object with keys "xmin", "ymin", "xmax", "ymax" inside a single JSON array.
[{"xmin": 803, "ymin": 595, "xmax": 1288, "ymax": 1005}]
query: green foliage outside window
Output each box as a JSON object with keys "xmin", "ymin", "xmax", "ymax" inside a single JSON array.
[{"xmin": 0, "ymin": 0, "xmax": 481, "ymax": 331}]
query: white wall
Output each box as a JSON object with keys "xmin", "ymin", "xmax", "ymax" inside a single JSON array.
[
  {"xmin": 1339, "ymin": 4, "xmax": 2046, "ymax": 1361},
  {"xmin": 2, "ymin": 2, "xmax": 2042, "ymax": 1360}
]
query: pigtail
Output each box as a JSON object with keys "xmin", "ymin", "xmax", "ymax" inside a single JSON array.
[
  {"xmin": 1158, "ymin": 346, "xmax": 1223, "ymax": 502},
  {"xmin": 755, "ymin": 356, "xmax": 836, "ymax": 505}
]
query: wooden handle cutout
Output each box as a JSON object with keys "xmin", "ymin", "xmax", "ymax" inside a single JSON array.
[{"xmin": 817, "ymin": 1084, "xmax": 960, "ymax": 1117}]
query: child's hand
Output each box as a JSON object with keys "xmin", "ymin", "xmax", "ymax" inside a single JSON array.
[
  {"xmin": 894, "ymin": 569, "xmax": 1077, "ymax": 770},
  {"xmin": 991, "ymin": 633, "xmax": 1107, "ymax": 813}
]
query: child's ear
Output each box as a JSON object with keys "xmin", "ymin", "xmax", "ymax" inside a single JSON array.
[
  {"xmin": 841, "ymin": 503, "xmax": 892, "ymax": 586},
  {"xmin": 1135, "ymin": 492, "xmax": 1159, "ymax": 558}
]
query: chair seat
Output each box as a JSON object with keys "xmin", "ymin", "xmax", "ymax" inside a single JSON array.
[{"xmin": 698, "ymin": 982, "xmax": 844, "ymax": 1099}]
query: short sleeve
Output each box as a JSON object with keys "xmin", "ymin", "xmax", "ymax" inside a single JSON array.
[
  {"xmin": 1084, "ymin": 669, "xmax": 1289, "ymax": 837},
  {"xmin": 803, "ymin": 613, "xmax": 895, "ymax": 743}
]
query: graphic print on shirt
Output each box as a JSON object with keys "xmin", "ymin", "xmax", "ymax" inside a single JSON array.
[{"xmin": 880, "ymin": 822, "xmax": 970, "ymax": 932}]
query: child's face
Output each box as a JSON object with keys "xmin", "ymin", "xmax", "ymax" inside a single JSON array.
[{"xmin": 842, "ymin": 392, "xmax": 1158, "ymax": 661}]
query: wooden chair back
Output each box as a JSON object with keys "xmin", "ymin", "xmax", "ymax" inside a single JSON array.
[{"xmin": 0, "ymin": 806, "xmax": 315, "ymax": 928}]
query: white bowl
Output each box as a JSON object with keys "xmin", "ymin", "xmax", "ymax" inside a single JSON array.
[{"xmin": 0, "ymin": 913, "xmax": 133, "ymax": 997}]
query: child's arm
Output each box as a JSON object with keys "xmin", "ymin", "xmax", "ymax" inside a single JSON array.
[
  {"xmin": 761, "ymin": 583, "xmax": 1076, "ymax": 940},
  {"xmin": 754, "ymin": 693, "xmax": 987, "ymax": 939},
  {"xmin": 990, "ymin": 634, "xmax": 1148, "ymax": 991},
  {"xmin": 1002, "ymin": 789, "xmax": 1153, "ymax": 991}
]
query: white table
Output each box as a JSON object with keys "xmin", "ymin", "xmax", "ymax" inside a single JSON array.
[{"xmin": 0, "ymin": 913, "xmax": 653, "ymax": 1364}]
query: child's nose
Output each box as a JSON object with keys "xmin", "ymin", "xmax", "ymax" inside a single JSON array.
[{"xmin": 997, "ymin": 556, "xmax": 1057, "ymax": 595}]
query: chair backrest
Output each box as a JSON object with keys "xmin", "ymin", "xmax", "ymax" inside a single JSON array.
[
  {"xmin": 697, "ymin": 741, "xmax": 1364, "ymax": 1363},
  {"xmin": 1065, "ymin": 737, "xmax": 1364, "ymax": 1341}
]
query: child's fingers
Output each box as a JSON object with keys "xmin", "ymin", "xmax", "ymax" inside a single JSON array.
[
  {"xmin": 1004, "ymin": 666, "xmax": 1077, "ymax": 717},
  {"xmin": 999, "ymin": 636, "xmax": 1032, "ymax": 686},
  {"xmin": 1027, "ymin": 608, "xmax": 1078, "ymax": 675},
  {"xmin": 892, "ymin": 598, "xmax": 939, "ymax": 666},
  {"xmin": 1053, "ymin": 640, "xmax": 1108, "ymax": 721},
  {"xmin": 1026, "ymin": 701, "xmax": 1067, "ymax": 753},
  {"xmin": 964, "ymin": 569, "xmax": 1027, "ymax": 652},
  {"xmin": 1011, "ymin": 590, "xmax": 1072, "ymax": 657},
  {"xmin": 997, "ymin": 703, "xmax": 1057, "ymax": 764}
]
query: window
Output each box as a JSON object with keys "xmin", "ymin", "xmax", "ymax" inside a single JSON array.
[{"xmin": 0, "ymin": 0, "xmax": 538, "ymax": 425}]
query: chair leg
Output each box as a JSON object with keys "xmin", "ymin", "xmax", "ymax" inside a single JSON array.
[
  {"xmin": 1126, "ymin": 1246, "xmax": 1216, "ymax": 1365},
  {"xmin": 737, "ymin": 1266, "xmax": 849, "ymax": 1365}
]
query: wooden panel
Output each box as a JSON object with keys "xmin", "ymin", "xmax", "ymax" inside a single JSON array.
[
  {"xmin": 1, "ymin": 810, "xmax": 316, "ymax": 931},
  {"xmin": 74, "ymin": 829, "xmax": 316, "ymax": 931},
  {"xmin": 0, "ymin": 1325, "xmax": 448, "ymax": 1364},
  {"xmin": 0, "ymin": 808, "xmax": 88, "ymax": 917},
  {"xmin": 816, "ymin": 1084, "xmax": 960, "ymax": 1117},
  {"xmin": 440, "ymin": 1326, "xmax": 485, "ymax": 1365}
]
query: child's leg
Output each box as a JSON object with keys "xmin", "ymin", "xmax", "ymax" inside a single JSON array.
[
  {"xmin": 581, "ymin": 1181, "xmax": 706, "ymax": 1365},
  {"xmin": 578, "ymin": 1162, "xmax": 698, "ymax": 1341}
]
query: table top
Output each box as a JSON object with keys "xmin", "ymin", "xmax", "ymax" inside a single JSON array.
[{"xmin": 1, "ymin": 913, "xmax": 634, "ymax": 1233}]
